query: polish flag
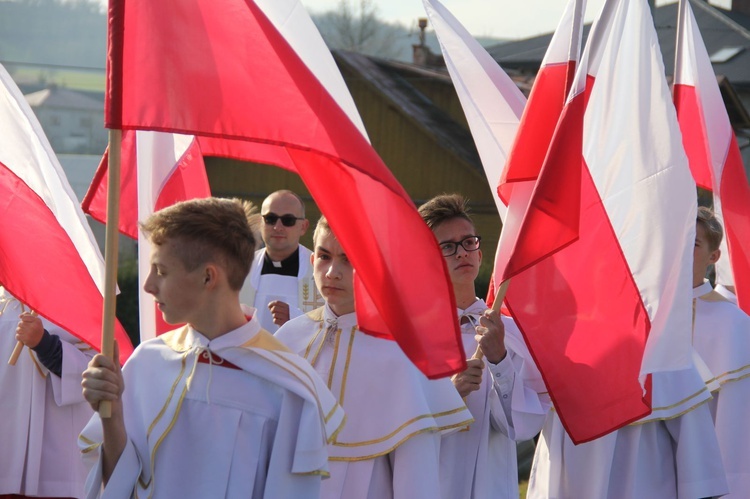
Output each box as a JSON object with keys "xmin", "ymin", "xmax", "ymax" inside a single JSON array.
[
  {"xmin": 673, "ymin": 0, "xmax": 750, "ymax": 314},
  {"xmin": 82, "ymin": 131, "xmax": 209, "ymax": 241},
  {"xmin": 0, "ymin": 63, "xmax": 133, "ymax": 363},
  {"xmin": 82, "ymin": 131, "xmax": 211, "ymax": 340},
  {"xmin": 501, "ymin": 0, "xmax": 696, "ymax": 442},
  {"xmin": 490, "ymin": 0, "xmax": 586, "ymax": 308},
  {"xmin": 104, "ymin": 0, "xmax": 465, "ymax": 377}
]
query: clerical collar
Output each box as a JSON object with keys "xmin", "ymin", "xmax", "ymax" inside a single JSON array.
[{"xmin": 261, "ymin": 247, "xmax": 300, "ymax": 276}]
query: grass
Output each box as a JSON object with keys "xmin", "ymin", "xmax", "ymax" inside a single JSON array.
[
  {"xmin": 10, "ymin": 67, "xmax": 105, "ymax": 92},
  {"xmin": 520, "ymin": 479, "xmax": 529, "ymax": 498}
]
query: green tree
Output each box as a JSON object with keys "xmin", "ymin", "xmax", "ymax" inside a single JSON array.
[{"xmin": 116, "ymin": 259, "xmax": 140, "ymax": 347}]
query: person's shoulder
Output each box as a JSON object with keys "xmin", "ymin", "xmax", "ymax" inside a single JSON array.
[
  {"xmin": 274, "ymin": 307, "xmax": 323, "ymax": 345},
  {"xmin": 699, "ymin": 291, "xmax": 750, "ymax": 320},
  {"xmin": 126, "ymin": 327, "xmax": 190, "ymax": 364},
  {"xmin": 255, "ymin": 247, "xmax": 265, "ymax": 258},
  {"xmin": 298, "ymin": 244, "xmax": 313, "ymax": 257}
]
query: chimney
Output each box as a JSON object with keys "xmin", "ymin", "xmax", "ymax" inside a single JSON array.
[
  {"xmin": 412, "ymin": 18, "xmax": 429, "ymax": 66},
  {"xmin": 412, "ymin": 18, "xmax": 445, "ymax": 67},
  {"xmin": 732, "ymin": 0, "xmax": 750, "ymax": 16}
]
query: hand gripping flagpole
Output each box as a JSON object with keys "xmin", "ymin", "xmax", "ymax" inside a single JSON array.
[
  {"xmin": 472, "ymin": 278, "xmax": 511, "ymax": 360},
  {"xmin": 7, "ymin": 304, "xmax": 37, "ymax": 366},
  {"xmin": 99, "ymin": 128, "xmax": 121, "ymax": 418}
]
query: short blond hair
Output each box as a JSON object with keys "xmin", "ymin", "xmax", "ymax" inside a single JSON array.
[
  {"xmin": 140, "ymin": 198, "xmax": 259, "ymax": 290},
  {"xmin": 312, "ymin": 215, "xmax": 332, "ymax": 247}
]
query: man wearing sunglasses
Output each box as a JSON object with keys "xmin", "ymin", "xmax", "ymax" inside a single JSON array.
[{"xmin": 240, "ymin": 190, "xmax": 324, "ymax": 332}]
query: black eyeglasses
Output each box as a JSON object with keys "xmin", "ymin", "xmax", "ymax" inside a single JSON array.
[
  {"xmin": 262, "ymin": 213, "xmax": 305, "ymax": 227},
  {"xmin": 439, "ymin": 235, "xmax": 481, "ymax": 257}
]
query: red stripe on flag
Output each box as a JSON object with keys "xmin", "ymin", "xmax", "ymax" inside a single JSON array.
[
  {"xmin": 673, "ymin": 84, "xmax": 713, "ymax": 191},
  {"xmin": 82, "ymin": 132, "xmax": 211, "ymax": 240},
  {"xmin": 153, "ymin": 137, "xmax": 210, "ymax": 212},
  {"xmin": 505, "ymin": 161, "xmax": 652, "ymax": 442},
  {"xmin": 106, "ymin": 0, "xmax": 465, "ymax": 377},
  {"xmin": 503, "ymin": 89, "xmax": 652, "ymax": 443},
  {"xmin": 720, "ymin": 138, "xmax": 750, "ymax": 312},
  {"xmin": 0, "ymin": 162, "xmax": 133, "ymax": 364},
  {"xmin": 502, "ymin": 93, "xmax": 584, "ymax": 278},
  {"xmin": 81, "ymin": 133, "xmax": 138, "ymax": 239},
  {"xmin": 499, "ymin": 62, "xmax": 573, "ymax": 205}
]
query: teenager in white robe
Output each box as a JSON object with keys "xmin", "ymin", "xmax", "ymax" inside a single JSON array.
[
  {"xmin": 79, "ymin": 198, "xmax": 343, "ymax": 499},
  {"xmin": 275, "ymin": 216, "xmax": 474, "ymax": 499},
  {"xmin": 692, "ymin": 207, "xmax": 750, "ymax": 496},
  {"xmin": 528, "ymin": 363, "xmax": 728, "ymax": 499},
  {"xmin": 0, "ymin": 287, "xmax": 94, "ymax": 499},
  {"xmin": 240, "ymin": 190, "xmax": 324, "ymax": 331},
  {"xmin": 693, "ymin": 281, "xmax": 750, "ymax": 496},
  {"xmin": 80, "ymin": 314, "xmax": 344, "ymax": 499},
  {"xmin": 418, "ymin": 194, "xmax": 551, "ymax": 499}
]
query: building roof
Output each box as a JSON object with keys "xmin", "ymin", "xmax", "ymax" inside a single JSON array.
[
  {"xmin": 487, "ymin": 0, "xmax": 750, "ymax": 87},
  {"xmin": 25, "ymin": 85, "xmax": 103, "ymax": 111},
  {"xmin": 334, "ymin": 50, "xmax": 484, "ymax": 174}
]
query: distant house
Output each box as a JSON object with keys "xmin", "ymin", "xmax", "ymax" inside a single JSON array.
[{"xmin": 25, "ymin": 85, "xmax": 107, "ymax": 155}]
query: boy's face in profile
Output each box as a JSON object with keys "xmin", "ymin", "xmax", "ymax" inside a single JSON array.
[
  {"xmin": 433, "ymin": 217, "xmax": 482, "ymax": 287},
  {"xmin": 143, "ymin": 238, "xmax": 205, "ymax": 325},
  {"xmin": 693, "ymin": 223, "xmax": 720, "ymax": 288},
  {"xmin": 312, "ymin": 229, "xmax": 354, "ymax": 316}
]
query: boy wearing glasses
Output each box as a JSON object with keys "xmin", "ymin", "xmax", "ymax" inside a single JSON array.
[
  {"xmin": 419, "ymin": 194, "xmax": 549, "ymax": 499},
  {"xmin": 240, "ymin": 190, "xmax": 324, "ymax": 332}
]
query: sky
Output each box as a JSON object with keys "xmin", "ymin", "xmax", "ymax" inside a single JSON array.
[{"xmin": 300, "ymin": 0, "xmax": 731, "ymax": 40}]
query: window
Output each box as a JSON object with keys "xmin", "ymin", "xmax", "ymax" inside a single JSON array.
[{"xmin": 709, "ymin": 46, "xmax": 745, "ymax": 64}]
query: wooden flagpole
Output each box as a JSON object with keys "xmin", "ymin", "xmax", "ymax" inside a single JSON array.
[
  {"xmin": 99, "ymin": 128, "xmax": 122, "ymax": 418},
  {"xmin": 472, "ymin": 278, "xmax": 511, "ymax": 360}
]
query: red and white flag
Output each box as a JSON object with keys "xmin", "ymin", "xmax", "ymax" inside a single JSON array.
[
  {"xmin": 0, "ymin": 63, "xmax": 133, "ymax": 363},
  {"xmin": 491, "ymin": 0, "xmax": 586, "ymax": 307},
  {"xmin": 422, "ymin": 0, "xmax": 526, "ymax": 221},
  {"xmin": 501, "ymin": 0, "xmax": 696, "ymax": 442},
  {"xmin": 423, "ymin": 0, "xmax": 584, "ymax": 310},
  {"xmin": 673, "ymin": 0, "xmax": 750, "ymax": 313},
  {"xmin": 82, "ymin": 131, "xmax": 209, "ymax": 241},
  {"xmin": 103, "ymin": 0, "xmax": 465, "ymax": 377},
  {"xmin": 82, "ymin": 131, "xmax": 211, "ymax": 340}
]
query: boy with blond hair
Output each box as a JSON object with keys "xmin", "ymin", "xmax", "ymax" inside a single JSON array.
[{"xmin": 80, "ymin": 197, "xmax": 343, "ymax": 498}]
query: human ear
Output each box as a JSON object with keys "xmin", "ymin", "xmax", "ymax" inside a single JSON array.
[
  {"xmin": 203, "ymin": 265, "xmax": 219, "ymax": 289},
  {"xmin": 709, "ymin": 248, "xmax": 721, "ymax": 265}
]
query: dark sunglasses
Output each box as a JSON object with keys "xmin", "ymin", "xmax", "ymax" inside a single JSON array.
[{"xmin": 262, "ymin": 213, "xmax": 304, "ymax": 227}]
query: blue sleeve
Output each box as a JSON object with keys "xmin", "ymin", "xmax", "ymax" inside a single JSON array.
[{"xmin": 31, "ymin": 329, "xmax": 63, "ymax": 377}]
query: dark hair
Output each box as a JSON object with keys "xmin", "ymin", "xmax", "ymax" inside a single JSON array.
[
  {"xmin": 140, "ymin": 197, "xmax": 259, "ymax": 290},
  {"xmin": 696, "ymin": 206, "xmax": 723, "ymax": 252},
  {"xmin": 418, "ymin": 193, "xmax": 474, "ymax": 230}
]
